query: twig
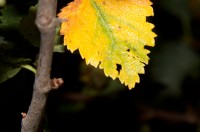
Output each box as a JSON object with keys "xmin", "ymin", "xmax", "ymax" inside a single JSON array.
[
  {"xmin": 138, "ymin": 104, "xmax": 200, "ymax": 125},
  {"xmin": 21, "ymin": 0, "xmax": 61, "ymax": 131}
]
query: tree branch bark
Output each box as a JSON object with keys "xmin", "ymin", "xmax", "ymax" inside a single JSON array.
[{"xmin": 21, "ymin": 0, "xmax": 60, "ymax": 131}]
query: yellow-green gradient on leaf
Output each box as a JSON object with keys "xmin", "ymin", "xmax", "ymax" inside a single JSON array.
[{"xmin": 58, "ymin": 0, "xmax": 156, "ymax": 89}]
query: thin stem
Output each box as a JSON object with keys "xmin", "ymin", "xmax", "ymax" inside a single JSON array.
[{"xmin": 21, "ymin": 0, "xmax": 59, "ymax": 131}]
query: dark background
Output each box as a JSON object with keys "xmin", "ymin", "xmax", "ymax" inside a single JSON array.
[{"xmin": 0, "ymin": 0, "xmax": 200, "ymax": 131}]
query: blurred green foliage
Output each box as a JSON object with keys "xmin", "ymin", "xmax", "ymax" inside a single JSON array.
[{"xmin": 0, "ymin": 1, "xmax": 64, "ymax": 84}]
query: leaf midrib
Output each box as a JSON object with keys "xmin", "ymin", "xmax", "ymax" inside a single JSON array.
[{"xmin": 90, "ymin": 0, "xmax": 116, "ymax": 50}]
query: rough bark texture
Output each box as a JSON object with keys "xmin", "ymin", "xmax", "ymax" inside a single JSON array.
[{"xmin": 21, "ymin": 0, "xmax": 59, "ymax": 131}]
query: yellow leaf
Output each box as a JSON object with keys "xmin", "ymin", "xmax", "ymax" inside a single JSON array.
[{"xmin": 58, "ymin": 0, "xmax": 156, "ymax": 89}]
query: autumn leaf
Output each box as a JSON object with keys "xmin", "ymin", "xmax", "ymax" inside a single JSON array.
[{"xmin": 58, "ymin": 0, "xmax": 156, "ymax": 89}]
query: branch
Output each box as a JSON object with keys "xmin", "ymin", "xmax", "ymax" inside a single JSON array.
[
  {"xmin": 21, "ymin": 0, "xmax": 62, "ymax": 131},
  {"xmin": 138, "ymin": 104, "xmax": 200, "ymax": 125}
]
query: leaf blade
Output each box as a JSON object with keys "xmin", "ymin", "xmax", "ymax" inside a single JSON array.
[{"xmin": 58, "ymin": 0, "xmax": 156, "ymax": 89}]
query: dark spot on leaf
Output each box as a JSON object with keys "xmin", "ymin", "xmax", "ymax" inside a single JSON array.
[
  {"xmin": 127, "ymin": 49, "xmax": 130, "ymax": 52},
  {"xmin": 102, "ymin": 1, "xmax": 106, "ymax": 5},
  {"xmin": 116, "ymin": 64, "xmax": 121, "ymax": 72}
]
